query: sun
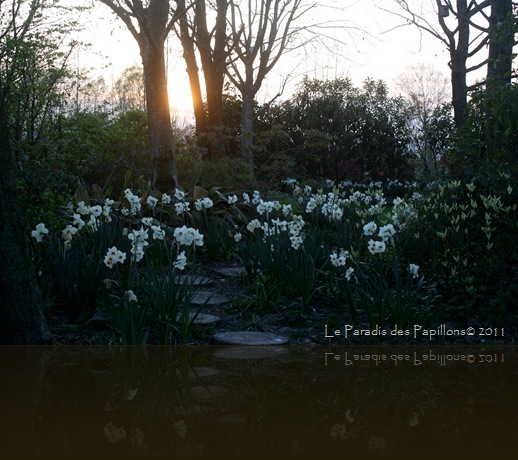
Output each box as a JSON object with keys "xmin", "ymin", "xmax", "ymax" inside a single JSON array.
[{"xmin": 168, "ymin": 76, "xmax": 195, "ymax": 126}]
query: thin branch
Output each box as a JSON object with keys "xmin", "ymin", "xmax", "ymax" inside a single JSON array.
[{"xmin": 97, "ymin": 0, "xmax": 142, "ymax": 46}]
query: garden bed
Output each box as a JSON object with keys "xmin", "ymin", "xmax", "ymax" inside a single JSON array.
[{"xmin": 32, "ymin": 176, "xmax": 517, "ymax": 346}]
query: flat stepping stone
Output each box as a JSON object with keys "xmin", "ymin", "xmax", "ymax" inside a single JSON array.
[
  {"xmin": 175, "ymin": 274, "xmax": 212, "ymax": 286},
  {"xmin": 176, "ymin": 312, "xmax": 221, "ymax": 325},
  {"xmin": 214, "ymin": 346, "xmax": 289, "ymax": 360},
  {"xmin": 214, "ymin": 266, "xmax": 246, "ymax": 277},
  {"xmin": 213, "ymin": 331, "xmax": 288, "ymax": 346},
  {"xmin": 191, "ymin": 290, "xmax": 231, "ymax": 306}
]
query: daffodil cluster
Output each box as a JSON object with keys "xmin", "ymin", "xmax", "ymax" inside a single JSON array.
[
  {"xmin": 30, "ymin": 185, "xmax": 217, "ymax": 277},
  {"xmin": 122, "ymin": 189, "xmax": 141, "ymax": 216},
  {"xmin": 128, "ymin": 227, "xmax": 149, "ymax": 262},
  {"xmin": 195, "ymin": 197, "xmax": 214, "ymax": 211},
  {"xmin": 330, "ymin": 249, "xmax": 350, "ymax": 267},
  {"xmin": 330, "ymin": 249, "xmax": 355, "ymax": 280},
  {"xmin": 363, "ymin": 222, "xmax": 396, "ymax": 254},
  {"xmin": 173, "ymin": 225, "xmax": 204, "ymax": 247}
]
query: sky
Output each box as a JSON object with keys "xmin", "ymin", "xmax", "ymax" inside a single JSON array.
[{"xmin": 74, "ymin": 0, "xmax": 489, "ymax": 122}]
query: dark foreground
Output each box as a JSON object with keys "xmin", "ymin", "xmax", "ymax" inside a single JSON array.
[{"xmin": 1, "ymin": 345, "xmax": 516, "ymax": 459}]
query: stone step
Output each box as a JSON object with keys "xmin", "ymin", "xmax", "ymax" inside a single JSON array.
[
  {"xmin": 213, "ymin": 331, "xmax": 288, "ymax": 346},
  {"xmin": 176, "ymin": 311, "xmax": 221, "ymax": 325},
  {"xmin": 190, "ymin": 290, "xmax": 231, "ymax": 306}
]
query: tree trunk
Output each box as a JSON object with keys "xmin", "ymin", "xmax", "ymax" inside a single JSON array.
[
  {"xmin": 177, "ymin": 0, "xmax": 207, "ymax": 135},
  {"xmin": 240, "ymin": 85, "xmax": 255, "ymax": 168},
  {"xmin": 450, "ymin": 58, "xmax": 468, "ymax": 128},
  {"xmin": 193, "ymin": 0, "xmax": 228, "ymax": 157},
  {"xmin": 140, "ymin": 36, "xmax": 178, "ymax": 191},
  {"xmin": 487, "ymin": 0, "xmax": 513, "ymax": 85},
  {"xmin": 0, "ymin": 88, "xmax": 52, "ymax": 344},
  {"xmin": 449, "ymin": 0, "xmax": 470, "ymax": 128},
  {"xmin": 97, "ymin": 0, "xmax": 179, "ymax": 190},
  {"xmin": 196, "ymin": 0, "xmax": 227, "ymax": 130},
  {"xmin": 485, "ymin": 0, "xmax": 514, "ymax": 157}
]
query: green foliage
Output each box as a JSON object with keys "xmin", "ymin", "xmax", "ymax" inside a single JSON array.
[
  {"xmin": 254, "ymin": 105, "xmax": 296, "ymax": 182},
  {"xmin": 399, "ymin": 175, "xmax": 517, "ymax": 322},
  {"xmin": 238, "ymin": 233, "xmax": 326, "ymax": 316},
  {"xmin": 255, "ymin": 77, "xmax": 413, "ymax": 182},
  {"xmin": 176, "ymin": 127, "xmax": 205, "ymax": 186},
  {"xmin": 54, "ymin": 109, "xmax": 149, "ymax": 193},
  {"xmin": 409, "ymin": 103, "xmax": 457, "ymax": 176},
  {"xmin": 197, "ymin": 156, "xmax": 257, "ymax": 190},
  {"xmin": 185, "ymin": 186, "xmax": 250, "ymax": 261},
  {"xmin": 46, "ymin": 211, "xmax": 128, "ymax": 319},
  {"xmin": 1, "ymin": 0, "xmax": 90, "ymax": 227},
  {"xmin": 112, "ymin": 64, "xmax": 146, "ymax": 113},
  {"xmin": 141, "ymin": 259, "xmax": 208, "ymax": 345},
  {"xmin": 29, "ymin": 188, "xmax": 215, "ymax": 343},
  {"xmin": 99, "ymin": 274, "xmax": 149, "ymax": 346},
  {"xmin": 29, "ymin": 172, "xmax": 518, "ymax": 342},
  {"xmin": 189, "ymin": 208, "xmax": 231, "ymax": 261},
  {"xmin": 234, "ymin": 176, "xmax": 515, "ymax": 330},
  {"xmin": 454, "ymin": 82, "xmax": 518, "ymax": 175},
  {"xmin": 1, "ymin": 0, "xmax": 86, "ymax": 154}
]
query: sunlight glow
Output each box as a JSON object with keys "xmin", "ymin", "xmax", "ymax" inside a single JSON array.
[{"xmin": 168, "ymin": 86, "xmax": 195, "ymax": 128}]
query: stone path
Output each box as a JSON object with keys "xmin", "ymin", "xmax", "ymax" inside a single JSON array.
[
  {"xmin": 191, "ymin": 290, "xmax": 231, "ymax": 306},
  {"xmin": 176, "ymin": 311, "xmax": 221, "ymax": 325},
  {"xmin": 213, "ymin": 331, "xmax": 288, "ymax": 346},
  {"xmin": 177, "ymin": 264, "xmax": 290, "ymax": 346}
]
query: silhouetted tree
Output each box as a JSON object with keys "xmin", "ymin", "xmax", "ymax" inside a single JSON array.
[
  {"xmin": 175, "ymin": 0, "xmax": 228, "ymax": 155},
  {"xmin": 97, "ymin": 0, "xmax": 186, "ymax": 189},
  {"xmin": 227, "ymin": 0, "xmax": 318, "ymax": 167},
  {"xmin": 386, "ymin": 1, "xmax": 516, "ymax": 128}
]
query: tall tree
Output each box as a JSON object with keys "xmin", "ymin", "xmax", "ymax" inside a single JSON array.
[
  {"xmin": 227, "ymin": 0, "xmax": 317, "ymax": 167},
  {"xmin": 1, "ymin": 0, "xmax": 80, "ymax": 152},
  {"xmin": 195, "ymin": 0, "xmax": 228, "ymax": 131},
  {"xmin": 176, "ymin": 0, "xmax": 208, "ymax": 135},
  {"xmin": 97, "ymin": 0, "xmax": 186, "ymax": 190},
  {"xmin": 487, "ymin": 0, "xmax": 515, "ymax": 86},
  {"xmin": 484, "ymin": 0, "xmax": 517, "ymax": 157},
  {"xmin": 0, "ymin": 0, "xmax": 55, "ymax": 344},
  {"xmin": 385, "ymin": 1, "xmax": 497, "ymax": 128},
  {"xmin": 175, "ymin": 0, "xmax": 228, "ymax": 156}
]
